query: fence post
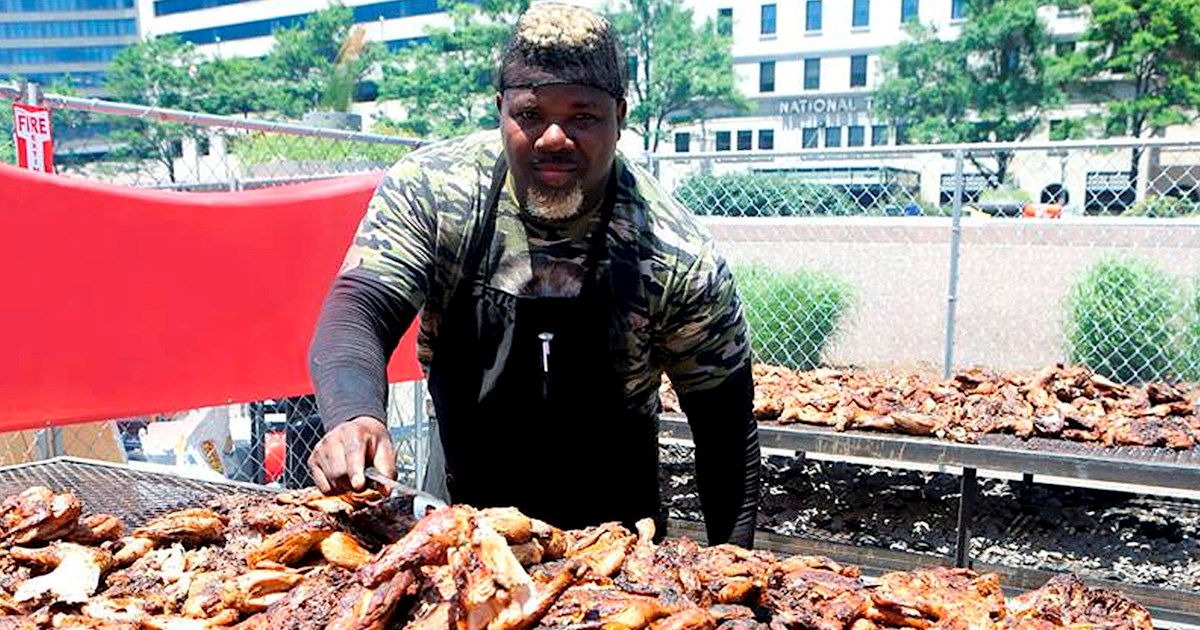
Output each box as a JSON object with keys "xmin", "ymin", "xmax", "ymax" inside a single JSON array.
[{"xmin": 943, "ymin": 149, "xmax": 966, "ymax": 379}]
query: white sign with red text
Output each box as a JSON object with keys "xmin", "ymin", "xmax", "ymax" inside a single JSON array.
[{"xmin": 12, "ymin": 102, "xmax": 54, "ymax": 173}]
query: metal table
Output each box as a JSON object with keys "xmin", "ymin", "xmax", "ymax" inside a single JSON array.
[{"xmin": 660, "ymin": 415, "xmax": 1200, "ymax": 567}]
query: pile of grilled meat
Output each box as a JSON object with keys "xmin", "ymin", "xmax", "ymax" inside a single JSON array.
[
  {"xmin": 662, "ymin": 363, "xmax": 1199, "ymax": 449},
  {"xmin": 0, "ymin": 485, "xmax": 1154, "ymax": 629}
]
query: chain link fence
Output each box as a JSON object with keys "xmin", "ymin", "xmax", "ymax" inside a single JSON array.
[
  {"xmin": 649, "ymin": 139, "xmax": 1200, "ymax": 383},
  {"xmin": 5, "ymin": 82, "xmax": 1200, "ymax": 491}
]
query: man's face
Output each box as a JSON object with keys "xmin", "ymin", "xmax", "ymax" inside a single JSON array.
[{"xmin": 498, "ymin": 83, "xmax": 626, "ymax": 222}]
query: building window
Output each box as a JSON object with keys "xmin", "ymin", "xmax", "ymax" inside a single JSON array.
[
  {"xmin": 901, "ymin": 0, "xmax": 918, "ymax": 23},
  {"xmin": 803, "ymin": 58, "xmax": 821, "ymax": 90},
  {"xmin": 950, "ymin": 0, "xmax": 964, "ymax": 19},
  {"xmin": 717, "ymin": 7, "xmax": 733, "ymax": 36},
  {"xmin": 802, "ymin": 127, "xmax": 819, "ymax": 148},
  {"xmin": 871, "ymin": 124, "xmax": 889, "ymax": 146},
  {"xmin": 674, "ymin": 132, "xmax": 691, "ymax": 153},
  {"xmin": 758, "ymin": 129, "xmax": 775, "ymax": 150},
  {"xmin": 737, "ymin": 130, "xmax": 753, "ymax": 150},
  {"xmin": 895, "ymin": 124, "xmax": 909, "ymax": 145},
  {"xmin": 759, "ymin": 60, "xmax": 776, "ymax": 93},
  {"xmin": 805, "ymin": 0, "xmax": 822, "ymax": 31},
  {"xmin": 760, "ymin": 4, "xmax": 776, "ymax": 36},
  {"xmin": 825, "ymin": 127, "xmax": 843, "ymax": 148},
  {"xmin": 852, "ymin": 0, "xmax": 869, "ymax": 27},
  {"xmin": 847, "ymin": 125, "xmax": 865, "ymax": 147},
  {"xmin": 1055, "ymin": 41, "xmax": 1075, "ymax": 57},
  {"xmin": 850, "ymin": 55, "xmax": 868, "ymax": 88},
  {"xmin": 715, "ymin": 131, "xmax": 732, "ymax": 151}
]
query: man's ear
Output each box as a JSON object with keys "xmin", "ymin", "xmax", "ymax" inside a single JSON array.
[
  {"xmin": 616, "ymin": 98, "xmax": 627, "ymax": 135},
  {"xmin": 495, "ymin": 92, "xmax": 504, "ymax": 114}
]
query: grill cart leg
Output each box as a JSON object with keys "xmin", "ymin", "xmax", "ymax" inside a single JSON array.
[{"xmin": 954, "ymin": 466, "xmax": 978, "ymax": 568}]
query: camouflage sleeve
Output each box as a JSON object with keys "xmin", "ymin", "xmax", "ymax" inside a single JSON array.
[
  {"xmin": 658, "ymin": 241, "xmax": 752, "ymax": 394},
  {"xmin": 338, "ymin": 160, "xmax": 438, "ymax": 311}
]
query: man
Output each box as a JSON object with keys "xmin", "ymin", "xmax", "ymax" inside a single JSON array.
[{"xmin": 308, "ymin": 2, "xmax": 759, "ymax": 547}]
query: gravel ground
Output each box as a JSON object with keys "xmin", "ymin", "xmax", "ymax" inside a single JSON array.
[{"xmin": 659, "ymin": 444, "xmax": 1200, "ymax": 593}]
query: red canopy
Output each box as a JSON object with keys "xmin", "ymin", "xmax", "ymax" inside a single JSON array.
[{"xmin": 0, "ymin": 164, "xmax": 421, "ymax": 431}]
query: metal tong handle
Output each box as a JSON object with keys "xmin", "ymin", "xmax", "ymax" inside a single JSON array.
[{"xmin": 363, "ymin": 466, "xmax": 448, "ymax": 517}]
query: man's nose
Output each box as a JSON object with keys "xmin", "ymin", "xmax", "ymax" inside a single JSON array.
[{"xmin": 535, "ymin": 122, "xmax": 572, "ymax": 152}]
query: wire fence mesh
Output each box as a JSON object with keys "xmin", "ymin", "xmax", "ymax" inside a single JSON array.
[{"xmin": 5, "ymin": 82, "xmax": 1200, "ymax": 494}]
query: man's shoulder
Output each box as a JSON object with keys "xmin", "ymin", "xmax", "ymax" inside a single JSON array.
[
  {"xmin": 386, "ymin": 131, "xmax": 502, "ymax": 186},
  {"xmin": 614, "ymin": 157, "xmax": 715, "ymax": 265}
]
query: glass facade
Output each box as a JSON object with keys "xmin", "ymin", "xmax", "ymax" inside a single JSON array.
[
  {"xmin": 19, "ymin": 70, "xmax": 107, "ymax": 87},
  {"xmin": 1, "ymin": 19, "xmax": 135, "ymax": 39},
  {"xmin": 154, "ymin": 0, "xmax": 253, "ymax": 16},
  {"xmin": 805, "ymin": 0, "xmax": 821, "ymax": 31},
  {"xmin": 758, "ymin": 129, "xmax": 773, "ymax": 150},
  {"xmin": 852, "ymin": 0, "xmax": 869, "ymax": 27},
  {"xmin": 1, "ymin": 0, "xmax": 131, "ymax": 10},
  {"xmin": 760, "ymin": 3, "xmax": 775, "ymax": 35},
  {"xmin": 803, "ymin": 57, "xmax": 820, "ymax": 90},
  {"xmin": 759, "ymin": 60, "xmax": 774, "ymax": 93},
  {"xmin": 172, "ymin": 0, "xmax": 442, "ymax": 45},
  {"xmin": 850, "ymin": 54, "xmax": 867, "ymax": 87},
  {"xmin": 0, "ymin": 45, "xmax": 124, "ymax": 64},
  {"xmin": 717, "ymin": 7, "xmax": 732, "ymax": 36}
]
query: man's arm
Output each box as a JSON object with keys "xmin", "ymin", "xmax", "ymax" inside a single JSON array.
[
  {"xmin": 309, "ymin": 271, "xmax": 418, "ymax": 431},
  {"xmin": 307, "ymin": 271, "xmax": 418, "ymax": 492},
  {"xmin": 676, "ymin": 359, "xmax": 759, "ymax": 548},
  {"xmin": 658, "ymin": 241, "xmax": 759, "ymax": 548}
]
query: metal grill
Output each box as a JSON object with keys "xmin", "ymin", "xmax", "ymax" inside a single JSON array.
[{"xmin": 0, "ymin": 457, "xmax": 270, "ymax": 527}]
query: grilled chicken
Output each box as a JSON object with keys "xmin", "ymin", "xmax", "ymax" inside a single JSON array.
[
  {"xmin": 133, "ymin": 509, "xmax": 227, "ymax": 547},
  {"xmin": 13, "ymin": 543, "xmax": 112, "ymax": 605},
  {"xmin": 0, "ymin": 487, "xmax": 81, "ymax": 545}
]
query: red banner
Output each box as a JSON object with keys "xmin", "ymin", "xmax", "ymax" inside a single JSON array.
[
  {"xmin": 0, "ymin": 164, "xmax": 421, "ymax": 432},
  {"xmin": 11, "ymin": 103, "xmax": 53, "ymax": 173}
]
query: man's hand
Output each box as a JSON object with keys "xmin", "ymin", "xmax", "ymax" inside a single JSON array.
[{"xmin": 308, "ymin": 416, "xmax": 396, "ymax": 493}]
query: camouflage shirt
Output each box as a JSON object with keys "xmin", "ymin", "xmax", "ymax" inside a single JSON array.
[{"xmin": 339, "ymin": 131, "xmax": 749, "ymax": 416}]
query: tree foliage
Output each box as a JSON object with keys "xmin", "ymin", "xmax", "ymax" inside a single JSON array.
[
  {"xmin": 379, "ymin": 0, "xmax": 525, "ymax": 138},
  {"xmin": 874, "ymin": 0, "xmax": 1063, "ymax": 184},
  {"xmin": 103, "ymin": 36, "xmax": 204, "ymax": 181},
  {"xmin": 1075, "ymin": 0, "xmax": 1200, "ymax": 178},
  {"xmin": 262, "ymin": 4, "xmax": 381, "ymax": 117},
  {"xmin": 607, "ymin": 0, "xmax": 746, "ymax": 152}
]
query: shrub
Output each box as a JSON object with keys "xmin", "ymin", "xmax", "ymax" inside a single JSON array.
[
  {"xmin": 231, "ymin": 131, "xmax": 413, "ymax": 166},
  {"xmin": 1123, "ymin": 195, "xmax": 1200, "ymax": 218},
  {"xmin": 1064, "ymin": 258, "xmax": 1184, "ymax": 383},
  {"xmin": 734, "ymin": 264, "xmax": 854, "ymax": 370},
  {"xmin": 1186, "ymin": 279, "xmax": 1200, "ymax": 380},
  {"xmin": 676, "ymin": 174, "xmax": 860, "ymax": 217}
]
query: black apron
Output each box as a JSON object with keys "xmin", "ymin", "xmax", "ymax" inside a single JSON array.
[{"xmin": 427, "ymin": 157, "xmax": 661, "ymax": 531}]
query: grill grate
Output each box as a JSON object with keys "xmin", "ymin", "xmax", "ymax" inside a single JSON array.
[{"xmin": 0, "ymin": 458, "xmax": 271, "ymax": 528}]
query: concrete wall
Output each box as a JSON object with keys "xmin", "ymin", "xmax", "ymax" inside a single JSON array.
[{"xmin": 704, "ymin": 216, "xmax": 1200, "ymax": 372}]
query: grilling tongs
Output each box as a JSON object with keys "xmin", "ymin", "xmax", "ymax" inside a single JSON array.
[{"xmin": 363, "ymin": 466, "xmax": 449, "ymax": 518}]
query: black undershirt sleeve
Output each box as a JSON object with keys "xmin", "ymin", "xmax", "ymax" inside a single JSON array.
[
  {"xmin": 676, "ymin": 358, "xmax": 760, "ymax": 548},
  {"xmin": 309, "ymin": 272, "xmax": 418, "ymax": 433}
]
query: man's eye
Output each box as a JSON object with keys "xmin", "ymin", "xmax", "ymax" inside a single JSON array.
[
  {"xmin": 575, "ymin": 113, "xmax": 599, "ymax": 122},
  {"xmin": 516, "ymin": 110, "xmax": 540, "ymax": 121}
]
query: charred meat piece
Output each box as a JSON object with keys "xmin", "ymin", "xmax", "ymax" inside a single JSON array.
[
  {"xmin": 767, "ymin": 556, "xmax": 867, "ymax": 630},
  {"xmin": 237, "ymin": 565, "xmax": 357, "ymax": 630},
  {"xmin": 566, "ymin": 522, "xmax": 636, "ymax": 579},
  {"xmin": 247, "ymin": 516, "xmax": 337, "ymax": 568},
  {"xmin": 1007, "ymin": 574, "xmax": 1153, "ymax": 630},
  {"xmin": 275, "ymin": 488, "xmax": 385, "ymax": 515},
  {"xmin": 0, "ymin": 487, "xmax": 81, "ymax": 545},
  {"xmin": 865, "ymin": 567, "xmax": 1006, "ymax": 629},
  {"xmin": 690, "ymin": 545, "xmax": 777, "ymax": 607},
  {"xmin": 67, "ymin": 514, "xmax": 126, "ymax": 546},
  {"xmin": 133, "ymin": 509, "xmax": 227, "ymax": 547},
  {"xmin": 539, "ymin": 583, "xmax": 680, "ymax": 630},
  {"xmin": 13, "ymin": 542, "xmax": 113, "ymax": 605}
]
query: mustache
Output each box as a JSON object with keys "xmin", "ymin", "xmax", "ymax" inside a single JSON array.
[{"xmin": 532, "ymin": 155, "xmax": 579, "ymax": 166}]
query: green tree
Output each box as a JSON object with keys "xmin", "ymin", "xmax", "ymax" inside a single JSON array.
[
  {"xmin": 104, "ymin": 36, "xmax": 203, "ymax": 182},
  {"xmin": 379, "ymin": 0, "xmax": 525, "ymax": 138},
  {"xmin": 195, "ymin": 56, "xmax": 271, "ymax": 115},
  {"xmin": 608, "ymin": 0, "xmax": 747, "ymax": 152},
  {"xmin": 1077, "ymin": 0, "xmax": 1200, "ymax": 185},
  {"xmin": 874, "ymin": 0, "xmax": 1063, "ymax": 185},
  {"xmin": 262, "ymin": 4, "xmax": 381, "ymax": 117}
]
